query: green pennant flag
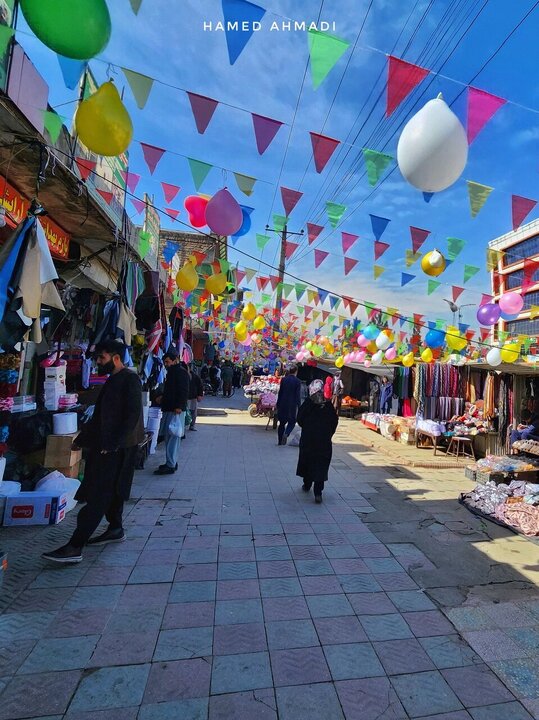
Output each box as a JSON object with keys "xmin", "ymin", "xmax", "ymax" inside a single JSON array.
[
  {"xmin": 463, "ymin": 264, "xmax": 480, "ymax": 283},
  {"xmin": 256, "ymin": 233, "xmax": 271, "ymax": 250},
  {"xmin": 130, "ymin": 0, "xmax": 143, "ymax": 12},
  {"xmin": 326, "ymin": 201, "xmax": 346, "ymax": 228},
  {"xmin": 363, "ymin": 148, "xmax": 393, "ymax": 186},
  {"xmin": 364, "ymin": 302, "xmax": 376, "ymax": 318},
  {"xmin": 427, "ymin": 279, "xmax": 441, "ymax": 294},
  {"xmin": 435, "ymin": 318, "xmax": 446, "ymax": 329},
  {"xmin": 374, "ymin": 265, "xmax": 385, "ymax": 279},
  {"xmin": 273, "ymin": 214, "xmax": 288, "ymax": 232},
  {"xmin": 295, "ymin": 283, "xmax": 307, "ymax": 301},
  {"xmin": 282, "ymin": 283, "xmax": 294, "ymax": 298},
  {"xmin": 42, "ymin": 110, "xmax": 64, "ymax": 144},
  {"xmin": 261, "ymin": 293, "xmax": 272, "ymax": 304},
  {"xmin": 234, "ymin": 172, "xmax": 257, "ymax": 197},
  {"xmin": 524, "ymin": 337, "xmax": 534, "ymax": 352},
  {"xmin": 467, "ymin": 180, "xmax": 494, "ymax": 218},
  {"xmin": 122, "ymin": 68, "xmax": 154, "ymax": 109},
  {"xmin": 188, "ymin": 158, "xmax": 213, "ymax": 190},
  {"xmin": 405, "ymin": 249, "xmax": 421, "ymax": 267},
  {"xmin": 138, "ymin": 230, "xmax": 151, "ymax": 259},
  {"xmin": 0, "ymin": 25, "xmax": 14, "ymax": 58},
  {"xmin": 244, "ymin": 267, "xmax": 257, "ymax": 283},
  {"xmin": 499, "ymin": 331, "xmax": 509, "ymax": 344},
  {"xmin": 446, "ymin": 237, "xmax": 466, "ymax": 260},
  {"xmin": 219, "ymin": 259, "xmax": 231, "ymax": 273},
  {"xmin": 307, "ymin": 30, "xmax": 350, "ymax": 90}
]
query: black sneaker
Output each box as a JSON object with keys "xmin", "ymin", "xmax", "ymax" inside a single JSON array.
[
  {"xmin": 42, "ymin": 544, "xmax": 83, "ymax": 564},
  {"xmin": 154, "ymin": 466, "xmax": 176, "ymax": 475},
  {"xmin": 314, "ymin": 495, "xmax": 323, "ymax": 504},
  {"xmin": 189, "ymin": 427, "xmax": 197, "ymax": 431},
  {"xmin": 87, "ymin": 529, "xmax": 126, "ymax": 546},
  {"xmin": 302, "ymin": 484, "xmax": 311, "ymax": 493}
]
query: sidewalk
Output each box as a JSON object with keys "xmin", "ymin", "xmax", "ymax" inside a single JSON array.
[{"xmin": 0, "ymin": 394, "xmax": 539, "ymax": 719}]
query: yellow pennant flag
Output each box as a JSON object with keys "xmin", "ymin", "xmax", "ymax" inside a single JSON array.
[
  {"xmin": 486, "ymin": 248, "xmax": 504, "ymax": 272},
  {"xmin": 405, "ymin": 250, "xmax": 421, "ymax": 267},
  {"xmin": 374, "ymin": 265, "xmax": 386, "ymax": 279},
  {"xmin": 467, "ymin": 180, "xmax": 494, "ymax": 218},
  {"xmin": 530, "ymin": 305, "xmax": 539, "ymax": 320}
]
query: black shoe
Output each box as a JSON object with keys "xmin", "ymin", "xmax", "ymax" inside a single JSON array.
[
  {"xmin": 42, "ymin": 543, "xmax": 83, "ymax": 564},
  {"xmin": 87, "ymin": 529, "xmax": 126, "ymax": 546},
  {"xmin": 314, "ymin": 495, "xmax": 323, "ymax": 504},
  {"xmin": 154, "ymin": 466, "xmax": 175, "ymax": 475},
  {"xmin": 181, "ymin": 435, "xmax": 186, "ymax": 440},
  {"xmin": 189, "ymin": 427, "xmax": 197, "ymax": 431},
  {"xmin": 302, "ymin": 484, "xmax": 311, "ymax": 493},
  {"xmin": 282, "ymin": 435, "xmax": 288, "ymax": 445}
]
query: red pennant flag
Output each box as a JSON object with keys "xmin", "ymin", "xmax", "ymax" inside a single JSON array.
[
  {"xmin": 386, "ymin": 56, "xmax": 429, "ymax": 116},
  {"xmin": 467, "ymin": 87, "xmax": 506, "ymax": 144},
  {"xmin": 399, "ymin": 331, "xmax": 407, "ymax": 342},
  {"xmin": 161, "ymin": 261, "xmax": 171, "ymax": 270},
  {"xmin": 191, "ymin": 250, "xmax": 207, "ymax": 266},
  {"xmin": 344, "ymin": 256, "xmax": 358, "ymax": 275},
  {"xmin": 310, "ymin": 132, "xmax": 340, "ymax": 173},
  {"xmin": 96, "ymin": 189, "xmax": 113, "ymax": 205},
  {"xmin": 304, "ymin": 306, "xmax": 313, "ymax": 317},
  {"xmin": 162, "ymin": 182, "xmax": 181, "ymax": 205},
  {"xmin": 281, "ymin": 299, "xmax": 291, "ymax": 310},
  {"xmin": 140, "ymin": 142, "xmax": 165, "ymax": 175},
  {"xmin": 322, "ymin": 311, "xmax": 330, "ymax": 321},
  {"xmin": 165, "ymin": 208, "xmax": 180, "ymax": 221},
  {"xmin": 480, "ymin": 328, "xmax": 490, "ymax": 342},
  {"xmin": 480, "ymin": 293, "xmax": 493, "ymax": 305},
  {"xmin": 131, "ymin": 198, "xmax": 146, "ymax": 214},
  {"xmin": 522, "ymin": 258, "xmax": 539, "ymax": 292},
  {"xmin": 285, "ymin": 241, "xmax": 299, "ymax": 259},
  {"xmin": 341, "ymin": 232, "xmax": 358, "ymax": 254},
  {"xmin": 280, "ymin": 187, "xmax": 303, "ymax": 216},
  {"xmin": 122, "ymin": 171, "xmax": 141, "ymax": 193},
  {"xmin": 512, "ymin": 194, "xmax": 537, "ymax": 229},
  {"xmin": 314, "ymin": 249, "xmax": 329, "ymax": 268},
  {"xmin": 374, "ymin": 241, "xmax": 390, "ymax": 260},
  {"xmin": 348, "ymin": 300, "xmax": 359, "ymax": 316},
  {"xmin": 465, "ymin": 329, "xmax": 476, "ymax": 341},
  {"xmin": 256, "ymin": 276, "xmax": 270, "ymax": 291},
  {"xmin": 75, "ymin": 157, "xmax": 96, "ymax": 182},
  {"xmin": 236, "ymin": 269, "xmax": 246, "ymax": 284},
  {"xmin": 452, "ymin": 286, "xmax": 465, "ymax": 302},
  {"xmin": 186, "ymin": 92, "xmax": 219, "ymax": 134},
  {"xmin": 410, "ymin": 226, "xmax": 430, "ymax": 253},
  {"xmin": 269, "ymin": 275, "xmax": 281, "ymax": 290},
  {"xmin": 252, "ymin": 113, "xmax": 283, "ymax": 154},
  {"xmin": 307, "ymin": 223, "xmax": 324, "ymax": 244}
]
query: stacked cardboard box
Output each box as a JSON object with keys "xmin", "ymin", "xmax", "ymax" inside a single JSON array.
[{"xmin": 44, "ymin": 432, "xmax": 82, "ymax": 478}]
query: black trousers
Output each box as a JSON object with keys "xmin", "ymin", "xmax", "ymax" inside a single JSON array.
[
  {"xmin": 278, "ymin": 419, "xmax": 296, "ymax": 443},
  {"xmin": 70, "ymin": 490, "xmax": 124, "ymax": 548},
  {"xmin": 302, "ymin": 476, "xmax": 324, "ymax": 496}
]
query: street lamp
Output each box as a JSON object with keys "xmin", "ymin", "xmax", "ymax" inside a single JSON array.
[{"xmin": 443, "ymin": 299, "xmax": 476, "ymax": 326}]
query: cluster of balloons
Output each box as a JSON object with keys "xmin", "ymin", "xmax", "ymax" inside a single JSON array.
[
  {"xmin": 486, "ymin": 343, "xmax": 521, "ymax": 366},
  {"xmin": 182, "ymin": 189, "xmax": 248, "ymax": 237},
  {"xmin": 232, "ymin": 304, "xmax": 267, "ymax": 347},
  {"xmin": 477, "ymin": 292, "xmax": 524, "ymax": 326}
]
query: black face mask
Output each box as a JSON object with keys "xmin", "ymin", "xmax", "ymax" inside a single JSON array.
[{"xmin": 98, "ymin": 360, "xmax": 115, "ymax": 376}]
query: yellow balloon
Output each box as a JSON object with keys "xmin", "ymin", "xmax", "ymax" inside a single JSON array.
[
  {"xmin": 421, "ymin": 347, "xmax": 433, "ymax": 363},
  {"xmin": 421, "ymin": 249, "xmax": 446, "ymax": 277},
  {"xmin": 335, "ymin": 356, "xmax": 344, "ymax": 368},
  {"xmin": 176, "ymin": 261, "xmax": 198, "ymax": 292},
  {"xmin": 242, "ymin": 302, "xmax": 256, "ymax": 321},
  {"xmin": 235, "ymin": 330, "xmax": 248, "ymax": 342},
  {"xmin": 367, "ymin": 341, "xmax": 378, "ymax": 354},
  {"xmin": 500, "ymin": 343, "xmax": 520, "ymax": 363},
  {"xmin": 402, "ymin": 352, "xmax": 415, "ymax": 367},
  {"xmin": 325, "ymin": 343, "xmax": 334, "ymax": 354},
  {"xmin": 75, "ymin": 81, "xmax": 133, "ymax": 157},
  {"xmin": 205, "ymin": 272, "xmax": 227, "ymax": 295},
  {"xmin": 253, "ymin": 315, "xmax": 266, "ymax": 331},
  {"xmin": 445, "ymin": 327, "xmax": 467, "ymax": 351},
  {"xmin": 235, "ymin": 320, "xmax": 247, "ymax": 336}
]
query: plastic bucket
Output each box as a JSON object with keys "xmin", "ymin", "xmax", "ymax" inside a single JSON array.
[{"xmin": 53, "ymin": 412, "xmax": 78, "ymax": 435}]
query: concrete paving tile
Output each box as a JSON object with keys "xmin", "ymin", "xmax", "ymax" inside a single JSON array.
[
  {"xmin": 219, "ymin": 536, "xmax": 254, "ymax": 547},
  {"xmin": 338, "ymin": 574, "xmax": 383, "ymax": 593},
  {"xmin": 117, "ymin": 583, "xmax": 171, "ymax": 609},
  {"xmin": 80, "ymin": 566, "xmax": 133, "ymax": 586},
  {"xmin": 266, "ymin": 619, "xmax": 319, "ymax": 650},
  {"xmin": 445, "ymin": 607, "xmax": 494, "ymax": 632},
  {"xmin": 211, "ymin": 652, "xmax": 272, "ymax": 694},
  {"xmin": 289, "ymin": 545, "xmax": 326, "ymax": 560},
  {"xmin": 276, "ymin": 682, "xmax": 344, "ymax": 720},
  {"xmin": 420, "ymin": 635, "xmax": 482, "ymax": 669},
  {"xmin": 522, "ymin": 698, "xmax": 539, "ymax": 719},
  {"xmin": 469, "ymin": 702, "xmax": 534, "ymax": 720},
  {"xmin": 217, "ymin": 562, "xmax": 258, "ymax": 580},
  {"xmin": 375, "ymin": 573, "xmax": 419, "ymax": 591},
  {"xmin": 463, "ymin": 629, "xmax": 528, "ymax": 661},
  {"xmin": 295, "ymin": 559, "xmax": 334, "ymax": 576},
  {"xmin": 5, "ymin": 588, "xmax": 74, "ymax": 613},
  {"xmin": 388, "ymin": 590, "xmax": 437, "ymax": 612},
  {"xmin": 506, "ymin": 627, "xmax": 539, "ymax": 655},
  {"xmin": 324, "ymin": 642, "xmax": 385, "ymax": 680},
  {"xmin": 139, "ymin": 699, "xmax": 208, "ymax": 720},
  {"xmin": 89, "ymin": 631, "xmax": 158, "ymax": 666},
  {"xmin": 354, "ymin": 543, "xmax": 392, "ymax": 557},
  {"xmin": 286, "ymin": 534, "xmax": 320, "ymax": 546},
  {"xmin": 348, "ymin": 592, "xmax": 397, "ymax": 616},
  {"xmin": 255, "ymin": 546, "xmax": 292, "ymax": 561},
  {"xmin": 144, "ymin": 659, "xmax": 211, "ymax": 703},
  {"xmin": 374, "ymin": 638, "xmax": 436, "ymax": 675},
  {"xmin": 306, "ymin": 593, "xmax": 355, "ymax": 618},
  {"xmin": 128, "ymin": 565, "xmax": 176, "ymax": 584},
  {"xmin": 0, "ymin": 612, "xmax": 59, "ymax": 642},
  {"xmin": 18, "ymin": 635, "xmax": 98, "ymax": 673},
  {"xmin": 359, "ymin": 614, "xmax": 414, "ymax": 641},
  {"xmin": 253, "ymin": 535, "xmax": 287, "ymax": 547},
  {"xmin": 0, "ymin": 670, "xmax": 82, "ymax": 720},
  {"xmin": 259, "ymin": 577, "xmax": 303, "ymax": 597},
  {"xmin": 215, "ymin": 598, "xmax": 263, "ymax": 625},
  {"xmin": 0, "ymin": 639, "xmax": 37, "ymax": 675},
  {"xmin": 220, "ymin": 524, "xmax": 252, "ymax": 535},
  {"xmin": 29, "ymin": 565, "xmax": 88, "ymax": 589},
  {"xmin": 178, "ymin": 549, "xmax": 219, "ymax": 564},
  {"xmin": 442, "ymin": 665, "xmax": 515, "ymax": 707},
  {"xmin": 154, "ymin": 627, "xmax": 213, "ymax": 661},
  {"xmin": 403, "ymin": 610, "xmax": 455, "ymax": 637},
  {"xmin": 335, "ymin": 677, "xmax": 407, "ymax": 720},
  {"xmin": 364, "ymin": 557, "xmax": 405, "ymax": 574},
  {"xmin": 208, "ymin": 689, "xmax": 277, "ymax": 720},
  {"xmin": 330, "ymin": 558, "xmax": 370, "ymax": 574},
  {"xmin": 169, "ymin": 581, "xmax": 216, "ymax": 603},
  {"xmin": 218, "ymin": 547, "xmax": 256, "ymax": 562},
  {"xmin": 490, "ymin": 658, "xmax": 539, "ymax": 699},
  {"xmin": 271, "ymin": 646, "xmax": 331, "ymax": 686},
  {"xmin": 299, "ymin": 575, "xmax": 343, "ymax": 595},
  {"xmin": 257, "ymin": 561, "xmax": 297, "ymax": 578},
  {"xmin": 315, "ymin": 615, "xmax": 368, "ymax": 645},
  {"xmin": 483, "ymin": 603, "xmax": 537, "ymax": 629},
  {"xmin": 216, "ymin": 579, "xmax": 260, "ymax": 600},
  {"xmin": 323, "ymin": 544, "xmax": 359, "ymax": 559},
  {"xmin": 162, "ymin": 602, "xmax": 215, "ymax": 629},
  {"xmin": 136, "ymin": 549, "xmax": 182, "ymax": 565},
  {"xmin": 391, "ymin": 670, "xmax": 464, "ymax": 717},
  {"xmin": 70, "ymin": 665, "xmax": 149, "ymax": 711},
  {"xmin": 263, "ymin": 596, "xmax": 310, "ymax": 622},
  {"xmin": 105, "ymin": 608, "xmax": 164, "ymax": 634},
  {"xmin": 175, "ymin": 564, "xmax": 218, "ymax": 581},
  {"xmin": 213, "ymin": 622, "xmax": 267, "ymax": 655},
  {"xmin": 64, "ymin": 585, "xmax": 123, "ymax": 610}
]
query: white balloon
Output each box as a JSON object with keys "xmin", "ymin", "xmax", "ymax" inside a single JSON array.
[
  {"xmin": 486, "ymin": 347, "xmax": 502, "ymax": 366},
  {"xmin": 372, "ymin": 350, "xmax": 384, "ymax": 364},
  {"xmin": 375, "ymin": 333, "xmax": 391, "ymax": 350},
  {"xmin": 429, "ymin": 249, "xmax": 445, "ymax": 268},
  {"xmin": 397, "ymin": 97, "xmax": 468, "ymax": 192}
]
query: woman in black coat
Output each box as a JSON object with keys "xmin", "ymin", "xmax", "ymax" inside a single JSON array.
[{"xmin": 296, "ymin": 379, "xmax": 338, "ymax": 503}]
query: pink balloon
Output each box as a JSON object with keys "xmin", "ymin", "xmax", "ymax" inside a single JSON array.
[
  {"xmin": 357, "ymin": 350, "xmax": 366, "ymax": 362},
  {"xmin": 499, "ymin": 292, "xmax": 523, "ymax": 316},
  {"xmin": 184, "ymin": 196, "xmax": 208, "ymax": 228},
  {"xmin": 385, "ymin": 346, "xmax": 397, "ymax": 360},
  {"xmin": 364, "ymin": 359, "xmax": 372, "ymax": 368},
  {"xmin": 344, "ymin": 353, "xmax": 352, "ymax": 364},
  {"xmin": 295, "ymin": 352, "xmax": 303, "ymax": 361},
  {"xmin": 357, "ymin": 334, "xmax": 369, "ymax": 347},
  {"xmin": 205, "ymin": 188, "xmax": 243, "ymax": 236}
]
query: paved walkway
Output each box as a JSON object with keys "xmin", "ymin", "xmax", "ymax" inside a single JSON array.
[{"xmin": 1, "ymin": 394, "xmax": 539, "ymax": 719}]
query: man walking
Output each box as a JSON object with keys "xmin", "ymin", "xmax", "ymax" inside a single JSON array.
[
  {"xmin": 276, "ymin": 365, "xmax": 301, "ymax": 445},
  {"xmin": 221, "ymin": 360, "xmax": 234, "ymax": 397},
  {"xmin": 154, "ymin": 351, "xmax": 190, "ymax": 474},
  {"xmin": 42, "ymin": 340, "xmax": 144, "ymax": 563},
  {"xmin": 187, "ymin": 366, "xmax": 204, "ymax": 431}
]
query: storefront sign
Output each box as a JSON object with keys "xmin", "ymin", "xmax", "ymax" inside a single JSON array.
[{"xmin": 143, "ymin": 194, "xmax": 161, "ymax": 270}]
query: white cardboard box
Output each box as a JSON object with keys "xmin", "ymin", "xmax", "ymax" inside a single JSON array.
[{"xmin": 3, "ymin": 492, "xmax": 68, "ymax": 526}]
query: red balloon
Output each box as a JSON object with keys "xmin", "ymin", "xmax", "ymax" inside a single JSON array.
[{"xmin": 184, "ymin": 195, "xmax": 208, "ymax": 228}]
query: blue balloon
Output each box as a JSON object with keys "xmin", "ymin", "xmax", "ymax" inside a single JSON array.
[
  {"xmin": 500, "ymin": 310, "xmax": 520, "ymax": 321},
  {"xmin": 363, "ymin": 324, "xmax": 379, "ymax": 340},
  {"xmin": 232, "ymin": 206, "xmax": 253, "ymax": 239},
  {"xmin": 425, "ymin": 329, "xmax": 446, "ymax": 348},
  {"xmin": 219, "ymin": 341, "xmax": 226, "ymax": 349}
]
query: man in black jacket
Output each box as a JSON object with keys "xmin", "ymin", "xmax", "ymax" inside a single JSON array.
[
  {"xmin": 187, "ymin": 367, "xmax": 204, "ymax": 431},
  {"xmin": 154, "ymin": 351, "xmax": 189, "ymax": 475},
  {"xmin": 43, "ymin": 340, "xmax": 144, "ymax": 564}
]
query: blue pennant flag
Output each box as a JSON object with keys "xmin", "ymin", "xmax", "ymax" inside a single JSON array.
[
  {"xmin": 329, "ymin": 295, "xmax": 340, "ymax": 309},
  {"xmin": 57, "ymin": 54, "xmax": 87, "ymax": 90},
  {"xmin": 423, "ymin": 192, "xmax": 434, "ymax": 203},
  {"xmin": 401, "ymin": 273, "xmax": 415, "ymax": 287},
  {"xmin": 369, "ymin": 214, "xmax": 391, "ymax": 240},
  {"xmin": 318, "ymin": 288, "xmax": 329, "ymax": 304},
  {"xmin": 222, "ymin": 0, "xmax": 266, "ymax": 64},
  {"xmin": 163, "ymin": 241, "xmax": 178, "ymax": 264},
  {"xmin": 459, "ymin": 323, "xmax": 470, "ymax": 334}
]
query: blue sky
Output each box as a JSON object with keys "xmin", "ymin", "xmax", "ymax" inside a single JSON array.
[{"xmin": 15, "ymin": 0, "xmax": 539, "ymax": 329}]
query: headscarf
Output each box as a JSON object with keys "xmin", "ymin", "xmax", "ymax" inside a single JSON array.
[{"xmin": 309, "ymin": 379, "xmax": 325, "ymax": 404}]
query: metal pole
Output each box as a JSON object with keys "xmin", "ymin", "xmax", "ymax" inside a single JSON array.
[{"xmin": 274, "ymin": 224, "xmax": 287, "ymax": 335}]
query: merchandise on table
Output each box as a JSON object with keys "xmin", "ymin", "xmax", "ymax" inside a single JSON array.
[
  {"xmin": 513, "ymin": 439, "xmax": 539, "ymax": 456},
  {"xmin": 361, "ymin": 413, "xmax": 415, "ymax": 443},
  {"xmin": 460, "ymin": 479, "xmax": 539, "ymax": 536}
]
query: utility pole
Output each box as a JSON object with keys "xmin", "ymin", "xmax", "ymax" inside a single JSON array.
[{"xmin": 265, "ymin": 223, "xmax": 304, "ymax": 336}]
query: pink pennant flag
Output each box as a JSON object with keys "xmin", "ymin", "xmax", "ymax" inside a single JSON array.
[
  {"xmin": 386, "ymin": 56, "xmax": 429, "ymax": 116},
  {"xmin": 310, "ymin": 132, "xmax": 340, "ymax": 173},
  {"xmin": 512, "ymin": 194, "xmax": 537, "ymax": 229},
  {"xmin": 256, "ymin": 276, "xmax": 270, "ymax": 291},
  {"xmin": 280, "ymin": 187, "xmax": 303, "ymax": 216},
  {"xmin": 344, "ymin": 256, "xmax": 358, "ymax": 275},
  {"xmin": 161, "ymin": 182, "xmax": 181, "ymax": 205},
  {"xmin": 314, "ymin": 249, "xmax": 329, "ymax": 268},
  {"xmin": 467, "ymin": 87, "xmax": 506, "ymax": 144},
  {"xmin": 96, "ymin": 189, "xmax": 113, "ymax": 205},
  {"xmin": 269, "ymin": 275, "xmax": 281, "ymax": 290},
  {"xmin": 410, "ymin": 226, "xmax": 430, "ymax": 253},
  {"xmin": 452, "ymin": 286, "xmax": 465, "ymax": 302},
  {"xmin": 75, "ymin": 157, "xmax": 96, "ymax": 182},
  {"xmin": 131, "ymin": 198, "xmax": 146, "ymax": 215},
  {"xmin": 140, "ymin": 142, "xmax": 165, "ymax": 175},
  {"xmin": 374, "ymin": 241, "xmax": 390, "ymax": 260},
  {"xmin": 252, "ymin": 113, "xmax": 283, "ymax": 154},
  {"xmin": 480, "ymin": 293, "xmax": 493, "ymax": 305},
  {"xmin": 236, "ymin": 269, "xmax": 246, "ymax": 285},
  {"xmin": 304, "ymin": 306, "xmax": 312, "ymax": 317},
  {"xmin": 122, "ymin": 171, "xmax": 141, "ymax": 193},
  {"xmin": 165, "ymin": 208, "xmax": 180, "ymax": 221},
  {"xmin": 285, "ymin": 241, "xmax": 299, "ymax": 259},
  {"xmin": 307, "ymin": 223, "xmax": 324, "ymax": 244},
  {"xmin": 186, "ymin": 92, "xmax": 219, "ymax": 134},
  {"xmin": 341, "ymin": 232, "xmax": 358, "ymax": 254}
]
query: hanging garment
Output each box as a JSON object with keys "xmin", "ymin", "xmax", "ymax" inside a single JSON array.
[{"xmin": 117, "ymin": 303, "xmax": 138, "ymax": 346}]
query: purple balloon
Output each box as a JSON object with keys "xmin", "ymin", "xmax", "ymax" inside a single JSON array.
[
  {"xmin": 205, "ymin": 188, "xmax": 243, "ymax": 236},
  {"xmin": 476, "ymin": 303, "xmax": 501, "ymax": 326}
]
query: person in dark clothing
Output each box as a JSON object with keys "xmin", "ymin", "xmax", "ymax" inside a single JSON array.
[
  {"xmin": 232, "ymin": 365, "xmax": 241, "ymax": 388},
  {"xmin": 209, "ymin": 361, "xmax": 221, "ymax": 394},
  {"xmin": 510, "ymin": 399, "xmax": 539, "ymax": 447},
  {"xmin": 154, "ymin": 351, "xmax": 190, "ymax": 474},
  {"xmin": 188, "ymin": 367, "xmax": 204, "ymax": 431},
  {"xmin": 297, "ymin": 379, "xmax": 339, "ymax": 504},
  {"xmin": 380, "ymin": 376, "xmax": 393, "ymax": 414},
  {"xmin": 221, "ymin": 361, "xmax": 234, "ymax": 397},
  {"xmin": 42, "ymin": 340, "xmax": 144, "ymax": 563},
  {"xmin": 276, "ymin": 365, "xmax": 301, "ymax": 445}
]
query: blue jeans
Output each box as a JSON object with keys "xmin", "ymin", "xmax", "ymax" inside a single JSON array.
[{"xmin": 163, "ymin": 411, "xmax": 185, "ymax": 468}]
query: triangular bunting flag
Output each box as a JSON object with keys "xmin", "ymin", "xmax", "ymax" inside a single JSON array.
[
  {"xmin": 363, "ymin": 148, "xmax": 393, "ymax": 186},
  {"xmin": 188, "ymin": 158, "xmax": 213, "ymax": 190},
  {"xmin": 480, "ymin": 293, "xmax": 493, "ymax": 305},
  {"xmin": 308, "ymin": 29, "xmax": 350, "ymax": 89},
  {"xmin": 463, "ymin": 265, "xmax": 480, "ymax": 283},
  {"xmin": 295, "ymin": 284, "xmax": 307, "ymax": 301},
  {"xmin": 530, "ymin": 305, "xmax": 539, "ymax": 320},
  {"xmin": 374, "ymin": 265, "xmax": 386, "ymax": 280},
  {"xmin": 326, "ymin": 202, "xmax": 346, "ymax": 228},
  {"xmin": 42, "ymin": 111, "xmax": 64, "ymax": 143},
  {"xmin": 329, "ymin": 296, "xmax": 340, "ymax": 310},
  {"xmin": 269, "ymin": 275, "xmax": 280, "ymax": 291},
  {"xmin": 370, "ymin": 214, "xmax": 390, "ymax": 240},
  {"xmin": 423, "ymin": 192, "xmax": 434, "ymax": 203},
  {"xmin": 446, "ymin": 237, "xmax": 466, "ymax": 260},
  {"xmin": 401, "ymin": 273, "xmax": 415, "ymax": 287},
  {"xmin": 307, "ymin": 223, "xmax": 324, "ymax": 244},
  {"xmin": 452, "ymin": 286, "xmax": 465, "ymax": 302},
  {"xmin": 410, "ymin": 226, "xmax": 430, "ymax": 253},
  {"xmin": 405, "ymin": 250, "xmax": 421, "ymax": 267},
  {"xmin": 163, "ymin": 241, "xmax": 177, "ymax": 264},
  {"xmin": 467, "ymin": 87, "xmax": 506, "ymax": 144},
  {"xmin": 310, "ymin": 132, "xmax": 341, "ymax": 173},
  {"xmin": 122, "ymin": 68, "xmax": 154, "ymax": 109},
  {"xmin": 261, "ymin": 292, "xmax": 272, "ymax": 304},
  {"xmin": 140, "ymin": 142, "xmax": 165, "ymax": 175},
  {"xmin": 285, "ymin": 241, "xmax": 299, "ymax": 259},
  {"xmin": 427, "ymin": 279, "xmax": 441, "ymax": 294},
  {"xmin": 273, "ymin": 214, "xmax": 288, "ymax": 233},
  {"xmin": 344, "ymin": 257, "xmax": 358, "ymax": 275},
  {"xmin": 164, "ymin": 208, "xmax": 180, "ymax": 221},
  {"xmin": 318, "ymin": 288, "xmax": 329, "ymax": 304},
  {"xmin": 256, "ymin": 234, "xmax": 271, "ymax": 250},
  {"xmin": 386, "ymin": 56, "xmax": 429, "ymax": 116},
  {"xmin": 161, "ymin": 182, "xmax": 180, "ymax": 205},
  {"xmin": 512, "ymin": 194, "xmax": 537, "ymax": 229},
  {"xmin": 222, "ymin": 0, "xmax": 266, "ymax": 64},
  {"xmin": 256, "ymin": 276, "xmax": 270, "ymax": 291},
  {"xmin": 97, "ymin": 189, "xmax": 113, "ymax": 205},
  {"xmin": 129, "ymin": 0, "xmax": 143, "ymax": 12},
  {"xmin": 121, "ymin": 171, "xmax": 141, "ymax": 193},
  {"xmin": 282, "ymin": 283, "xmax": 294, "ymax": 298},
  {"xmin": 131, "ymin": 198, "xmax": 146, "ymax": 215},
  {"xmin": 138, "ymin": 230, "xmax": 151, "ymax": 259},
  {"xmin": 252, "ymin": 113, "xmax": 283, "ymax": 154},
  {"xmin": 374, "ymin": 241, "xmax": 390, "ymax": 261},
  {"xmin": 57, "ymin": 54, "xmax": 86, "ymax": 91},
  {"xmin": 341, "ymin": 232, "xmax": 358, "ymax": 254},
  {"xmin": 75, "ymin": 157, "xmax": 96, "ymax": 182},
  {"xmin": 314, "ymin": 249, "xmax": 329, "ymax": 268},
  {"xmin": 234, "ymin": 172, "xmax": 256, "ymax": 197},
  {"xmin": 486, "ymin": 248, "xmax": 503, "ymax": 272},
  {"xmin": 467, "ymin": 180, "xmax": 493, "ymax": 218},
  {"xmin": 244, "ymin": 267, "xmax": 257, "ymax": 283},
  {"xmin": 280, "ymin": 187, "xmax": 303, "ymax": 216},
  {"xmin": 186, "ymin": 92, "xmax": 219, "ymax": 134}
]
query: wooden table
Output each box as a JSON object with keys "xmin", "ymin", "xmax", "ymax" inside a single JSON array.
[{"xmin": 415, "ymin": 429, "xmax": 447, "ymax": 456}]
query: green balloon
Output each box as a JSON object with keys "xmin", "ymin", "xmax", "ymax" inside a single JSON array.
[{"xmin": 20, "ymin": 0, "xmax": 111, "ymax": 60}]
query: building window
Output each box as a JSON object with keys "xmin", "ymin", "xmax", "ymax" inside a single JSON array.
[
  {"xmin": 502, "ymin": 234, "xmax": 539, "ymax": 266},
  {"xmin": 506, "ymin": 318, "xmax": 539, "ymax": 336}
]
